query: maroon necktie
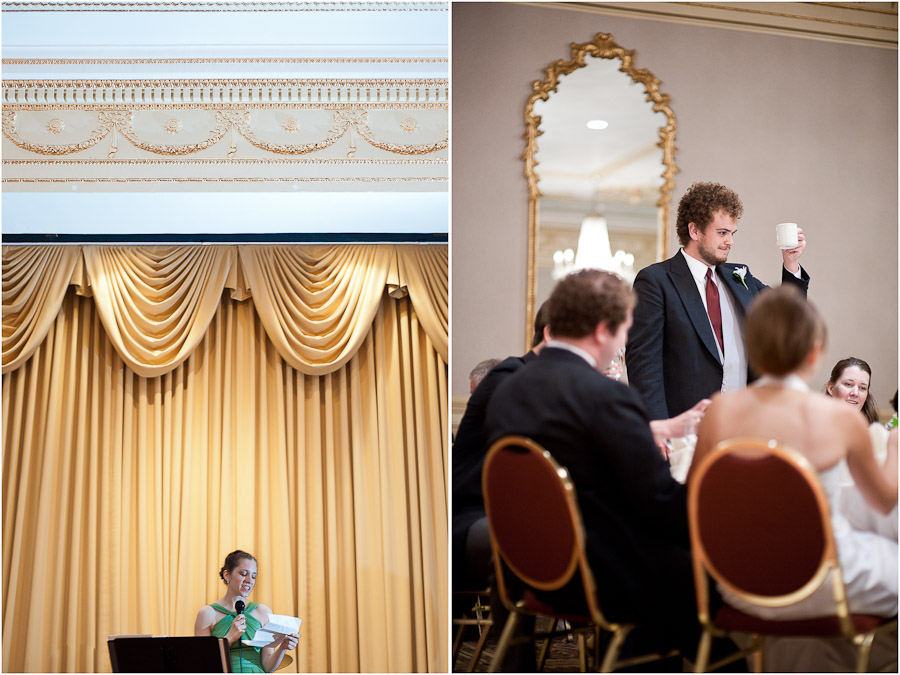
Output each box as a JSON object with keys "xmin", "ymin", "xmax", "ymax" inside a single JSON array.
[{"xmin": 705, "ymin": 268, "xmax": 724, "ymax": 354}]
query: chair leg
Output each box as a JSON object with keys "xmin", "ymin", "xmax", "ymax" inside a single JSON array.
[
  {"xmin": 855, "ymin": 632, "xmax": 876, "ymax": 673},
  {"xmin": 599, "ymin": 625, "xmax": 631, "ymax": 673},
  {"xmin": 751, "ymin": 635, "xmax": 764, "ymax": 674},
  {"xmin": 536, "ymin": 618, "xmax": 558, "ymax": 672},
  {"xmin": 694, "ymin": 628, "xmax": 712, "ymax": 673},
  {"xmin": 467, "ymin": 620, "xmax": 492, "ymax": 673},
  {"xmin": 453, "ymin": 622, "xmax": 466, "ymax": 668},
  {"xmin": 577, "ymin": 632, "xmax": 587, "ymax": 672},
  {"xmin": 488, "ymin": 611, "xmax": 520, "ymax": 674}
]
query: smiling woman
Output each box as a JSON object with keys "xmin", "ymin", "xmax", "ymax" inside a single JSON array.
[
  {"xmin": 826, "ymin": 357, "xmax": 879, "ymax": 425},
  {"xmin": 194, "ymin": 550, "xmax": 301, "ymax": 674}
]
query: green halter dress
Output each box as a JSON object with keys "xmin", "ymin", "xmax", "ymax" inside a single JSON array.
[{"xmin": 210, "ymin": 602, "xmax": 265, "ymax": 673}]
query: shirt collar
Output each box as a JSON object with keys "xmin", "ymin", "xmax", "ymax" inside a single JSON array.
[
  {"xmin": 544, "ymin": 340, "xmax": 598, "ymax": 369},
  {"xmin": 680, "ymin": 247, "xmax": 717, "ymax": 285}
]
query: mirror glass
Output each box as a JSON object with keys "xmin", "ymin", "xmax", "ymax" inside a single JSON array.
[{"xmin": 529, "ymin": 50, "xmax": 674, "ymax": 318}]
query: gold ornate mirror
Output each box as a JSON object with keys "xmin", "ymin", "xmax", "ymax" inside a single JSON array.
[{"xmin": 524, "ymin": 33, "xmax": 677, "ymax": 347}]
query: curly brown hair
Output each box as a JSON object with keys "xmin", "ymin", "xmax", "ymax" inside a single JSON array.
[
  {"xmin": 547, "ymin": 269, "xmax": 634, "ymax": 339},
  {"xmin": 675, "ymin": 182, "xmax": 744, "ymax": 246}
]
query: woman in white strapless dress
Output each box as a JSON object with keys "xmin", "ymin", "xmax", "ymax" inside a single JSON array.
[{"xmin": 687, "ymin": 287, "xmax": 898, "ymax": 671}]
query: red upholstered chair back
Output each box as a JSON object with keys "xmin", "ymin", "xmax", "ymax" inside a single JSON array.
[
  {"xmin": 689, "ymin": 438, "xmax": 833, "ymax": 603},
  {"xmin": 482, "ymin": 436, "xmax": 581, "ymax": 592}
]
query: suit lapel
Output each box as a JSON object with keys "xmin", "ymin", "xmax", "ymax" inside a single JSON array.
[
  {"xmin": 666, "ymin": 253, "xmax": 722, "ymax": 365},
  {"xmin": 718, "ymin": 264, "xmax": 754, "ymax": 315}
]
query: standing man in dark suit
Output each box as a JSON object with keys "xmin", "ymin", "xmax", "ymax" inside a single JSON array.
[
  {"xmin": 484, "ymin": 270, "xmax": 721, "ymax": 661},
  {"xmin": 626, "ymin": 182, "xmax": 809, "ymax": 421}
]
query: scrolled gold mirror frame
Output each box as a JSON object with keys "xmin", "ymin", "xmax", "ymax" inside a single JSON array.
[{"xmin": 523, "ymin": 32, "xmax": 678, "ymax": 348}]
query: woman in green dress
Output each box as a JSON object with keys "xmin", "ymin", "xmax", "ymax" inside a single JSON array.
[{"xmin": 194, "ymin": 550, "xmax": 300, "ymax": 673}]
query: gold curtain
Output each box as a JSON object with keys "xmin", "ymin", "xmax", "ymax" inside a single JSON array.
[{"xmin": 2, "ymin": 245, "xmax": 448, "ymax": 673}]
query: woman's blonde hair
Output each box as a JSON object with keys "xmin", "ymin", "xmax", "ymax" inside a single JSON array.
[{"xmin": 745, "ymin": 286, "xmax": 826, "ymax": 377}]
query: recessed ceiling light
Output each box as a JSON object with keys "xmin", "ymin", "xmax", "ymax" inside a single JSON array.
[{"xmin": 586, "ymin": 120, "xmax": 609, "ymax": 130}]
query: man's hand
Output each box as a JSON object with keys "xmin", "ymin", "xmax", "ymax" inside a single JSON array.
[{"xmin": 782, "ymin": 226, "xmax": 806, "ymax": 274}]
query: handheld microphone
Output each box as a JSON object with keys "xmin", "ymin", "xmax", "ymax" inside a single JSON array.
[{"xmin": 235, "ymin": 599, "xmax": 246, "ymax": 673}]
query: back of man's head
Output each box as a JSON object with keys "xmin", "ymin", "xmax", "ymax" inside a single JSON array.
[
  {"xmin": 532, "ymin": 300, "xmax": 551, "ymax": 348},
  {"xmin": 548, "ymin": 269, "xmax": 634, "ymax": 339},
  {"xmin": 469, "ymin": 357, "xmax": 502, "ymax": 392}
]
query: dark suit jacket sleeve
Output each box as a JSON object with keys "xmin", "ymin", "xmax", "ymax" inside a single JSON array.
[
  {"xmin": 592, "ymin": 386, "xmax": 689, "ymax": 545},
  {"xmin": 452, "ymin": 355, "xmax": 527, "ymax": 504},
  {"xmin": 782, "ymin": 265, "xmax": 810, "ymax": 296},
  {"xmin": 626, "ymin": 267, "xmax": 670, "ymax": 420}
]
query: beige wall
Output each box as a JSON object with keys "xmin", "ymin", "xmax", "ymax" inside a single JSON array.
[{"xmin": 452, "ymin": 3, "xmax": 898, "ymax": 414}]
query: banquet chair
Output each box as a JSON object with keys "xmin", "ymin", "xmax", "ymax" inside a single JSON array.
[
  {"xmin": 452, "ymin": 588, "xmax": 492, "ymax": 672},
  {"xmin": 482, "ymin": 435, "xmax": 679, "ymax": 673},
  {"xmin": 688, "ymin": 437, "xmax": 898, "ymax": 673}
]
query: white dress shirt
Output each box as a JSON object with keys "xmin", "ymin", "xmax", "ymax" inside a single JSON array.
[{"xmin": 680, "ymin": 249, "xmax": 747, "ymax": 392}]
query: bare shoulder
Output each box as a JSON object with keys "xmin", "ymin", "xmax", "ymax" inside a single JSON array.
[
  {"xmin": 704, "ymin": 390, "xmax": 741, "ymax": 420},
  {"xmin": 196, "ymin": 604, "xmax": 217, "ymax": 621},
  {"xmin": 807, "ymin": 393, "xmax": 868, "ymax": 438},
  {"xmin": 815, "ymin": 393, "xmax": 865, "ymax": 425},
  {"xmin": 194, "ymin": 604, "xmax": 218, "ymax": 634},
  {"xmin": 254, "ymin": 603, "xmax": 274, "ymax": 623}
]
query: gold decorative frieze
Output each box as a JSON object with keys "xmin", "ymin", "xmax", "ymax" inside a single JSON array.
[
  {"xmin": 2, "ymin": 78, "xmax": 448, "ymax": 187},
  {"xmin": 2, "ymin": 79, "xmax": 449, "ymax": 105},
  {"xmin": 3, "ymin": 108, "xmax": 447, "ymax": 159},
  {"xmin": 3, "ymin": 158, "xmax": 446, "ymax": 165}
]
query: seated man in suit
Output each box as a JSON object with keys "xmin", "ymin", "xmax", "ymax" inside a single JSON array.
[
  {"xmin": 452, "ymin": 301, "xmax": 549, "ymax": 591},
  {"xmin": 485, "ymin": 269, "xmax": 736, "ymax": 667},
  {"xmin": 626, "ymin": 181, "xmax": 809, "ymax": 421}
]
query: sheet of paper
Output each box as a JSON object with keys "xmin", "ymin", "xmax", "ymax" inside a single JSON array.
[
  {"xmin": 263, "ymin": 614, "xmax": 302, "ymax": 635},
  {"xmin": 242, "ymin": 629, "xmax": 276, "ymax": 647}
]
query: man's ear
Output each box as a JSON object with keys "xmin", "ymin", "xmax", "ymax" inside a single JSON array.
[
  {"xmin": 542, "ymin": 325, "xmax": 552, "ymax": 343},
  {"xmin": 593, "ymin": 320, "xmax": 611, "ymax": 346},
  {"xmin": 688, "ymin": 222, "xmax": 701, "ymax": 241}
]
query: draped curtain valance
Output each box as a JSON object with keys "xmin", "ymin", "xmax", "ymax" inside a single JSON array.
[{"xmin": 2, "ymin": 244, "xmax": 448, "ymax": 377}]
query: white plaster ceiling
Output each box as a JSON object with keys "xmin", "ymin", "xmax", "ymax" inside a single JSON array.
[{"xmin": 1, "ymin": 1, "xmax": 449, "ymax": 239}]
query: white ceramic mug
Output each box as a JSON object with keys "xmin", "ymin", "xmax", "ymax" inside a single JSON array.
[{"xmin": 776, "ymin": 222, "xmax": 799, "ymax": 249}]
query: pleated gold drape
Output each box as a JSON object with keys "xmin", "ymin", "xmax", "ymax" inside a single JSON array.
[{"xmin": 2, "ymin": 245, "xmax": 448, "ymax": 673}]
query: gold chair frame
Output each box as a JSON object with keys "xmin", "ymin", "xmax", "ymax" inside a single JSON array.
[
  {"xmin": 483, "ymin": 435, "xmax": 678, "ymax": 672},
  {"xmin": 688, "ymin": 437, "xmax": 898, "ymax": 673},
  {"xmin": 452, "ymin": 588, "xmax": 493, "ymax": 672}
]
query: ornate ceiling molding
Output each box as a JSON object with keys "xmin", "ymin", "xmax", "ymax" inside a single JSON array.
[
  {"xmin": 2, "ymin": 78, "xmax": 448, "ymax": 186},
  {"xmin": 527, "ymin": 2, "xmax": 897, "ymax": 48},
  {"xmin": 3, "ymin": 79, "xmax": 448, "ymax": 104},
  {"xmin": 4, "ymin": 57, "xmax": 449, "ymax": 65},
  {"xmin": 1, "ymin": 1, "xmax": 445, "ymax": 11}
]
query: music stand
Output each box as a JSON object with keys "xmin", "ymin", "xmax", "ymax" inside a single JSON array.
[{"xmin": 108, "ymin": 635, "xmax": 231, "ymax": 673}]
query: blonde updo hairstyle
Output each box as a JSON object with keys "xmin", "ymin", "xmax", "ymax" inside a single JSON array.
[{"xmin": 745, "ymin": 286, "xmax": 826, "ymax": 377}]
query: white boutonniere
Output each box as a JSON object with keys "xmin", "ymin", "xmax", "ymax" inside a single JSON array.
[{"xmin": 733, "ymin": 266, "xmax": 749, "ymax": 290}]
